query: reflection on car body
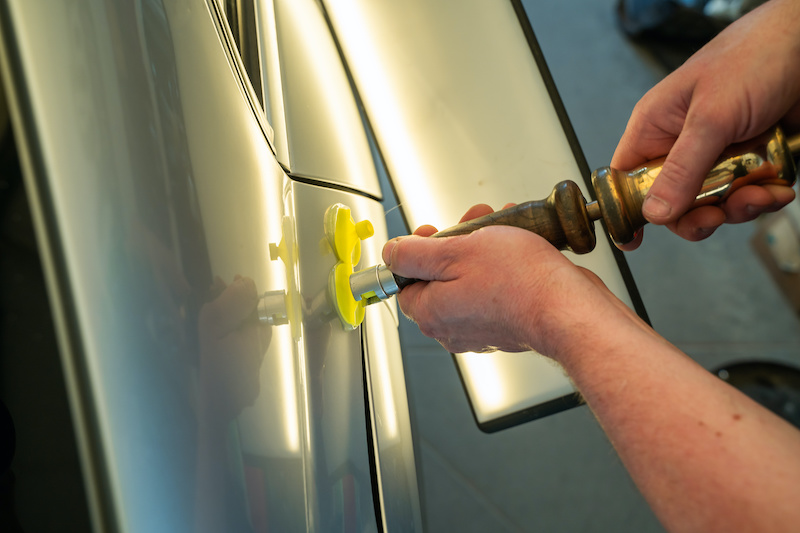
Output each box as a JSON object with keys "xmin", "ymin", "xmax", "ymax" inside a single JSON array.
[
  {"xmin": 0, "ymin": 0, "xmax": 644, "ymax": 531},
  {"xmin": 0, "ymin": 0, "xmax": 421, "ymax": 530}
]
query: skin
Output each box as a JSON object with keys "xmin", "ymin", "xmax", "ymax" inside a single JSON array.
[
  {"xmin": 383, "ymin": 1, "xmax": 800, "ymax": 530},
  {"xmin": 611, "ymin": 0, "xmax": 800, "ymax": 249},
  {"xmin": 384, "ymin": 220, "xmax": 800, "ymax": 532}
]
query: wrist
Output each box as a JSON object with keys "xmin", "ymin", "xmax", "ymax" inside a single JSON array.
[{"xmin": 526, "ymin": 286, "xmax": 655, "ymax": 371}]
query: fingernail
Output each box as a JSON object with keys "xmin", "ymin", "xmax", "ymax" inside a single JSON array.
[
  {"xmin": 382, "ymin": 238, "xmax": 400, "ymax": 266},
  {"xmin": 695, "ymin": 226, "xmax": 716, "ymax": 239},
  {"xmin": 745, "ymin": 204, "xmax": 760, "ymax": 216},
  {"xmin": 642, "ymin": 194, "xmax": 671, "ymax": 220}
]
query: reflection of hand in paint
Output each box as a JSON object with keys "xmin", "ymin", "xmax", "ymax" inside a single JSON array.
[
  {"xmin": 198, "ymin": 276, "xmax": 271, "ymax": 424},
  {"xmin": 196, "ymin": 276, "xmax": 270, "ymax": 533}
]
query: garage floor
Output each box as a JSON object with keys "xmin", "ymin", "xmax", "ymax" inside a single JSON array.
[{"xmin": 390, "ymin": 1, "xmax": 800, "ymax": 532}]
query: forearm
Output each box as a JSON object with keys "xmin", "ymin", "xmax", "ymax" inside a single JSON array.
[
  {"xmin": 386, "ymin": 222, "xmax": 800, "ymax": 529},
  {"xmin": 551, "ymin": 307, "xmax": 800, "ymax": 532}
]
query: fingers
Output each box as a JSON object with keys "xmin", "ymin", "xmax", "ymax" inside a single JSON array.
[
  {"xmin": 642, "ymin": 120, "xmax": 729, "ymax": 225},
  {"xmin": 663, "ymin": 185, "xmax": 795, "ymax": 242},
  {"xmin": 413, "ymin": 224, "xmax": 438, "ymax": 237},
  {"xmin": 388, "ymin": 202, "xmax": 505, "ymax": 261},
  {"xmin": 667, "ymin": 206, "xmax": 726, "ymax": 242},
  {"xmin": 381, "ymin": 225, "xmax": 646, "ymax": 357},
  {"xmin": 611, "ymin": 110, "xmax": 677, "ymax": 172},
  {"xmin": 610, "ymin": 82, "xmax": 730, "ymax": 227},
  {"xmin": 382, "ymin": 234, "xmax": 460, "ymax": 281},
  {"xmin": 405, "ymin": 203, "xmax": 503, "ymax": 240},
  {"xmin": 610, "ymin": 0, "xmax": 800, "ymax": 249},
  {"xmin": 458, "ymin": 203, "xmax": 519, "ymax": 223},
  {"xmin": 721, "ymin": 184, "xmax": 796, "ymax": 223},
  {"xmin": 459, "ymin": 204, "xmax": 494, "ymax": 223},
  {"xmin": 616, "ymin": 229, "xmax": 644, "ymax": 252}
]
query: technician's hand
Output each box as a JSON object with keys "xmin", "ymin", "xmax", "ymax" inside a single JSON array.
[
  {"xmin": 382, "ymin": 205, "xmax": 641, "ymax": 359},
  {"xmin": 612, "ymin": 0, "xmax": 800, "ymax": 249}
]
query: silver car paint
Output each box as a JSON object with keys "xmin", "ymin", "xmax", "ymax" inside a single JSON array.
[
  {"xmin": 0, "ymin": 0, "xmax": 420, "ymax": 531},
  {"xmin": 322, "ymin": 0, "xmax": 643, "ymax": 428},
  {"xmin": 265, "ymin": 0, "xmax": 383, "ymax": 199}
]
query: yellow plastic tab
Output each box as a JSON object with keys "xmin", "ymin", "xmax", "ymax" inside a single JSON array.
[
  {"xmin": 325, "ymin": 204, "xmax": 375, "ymax": 330},
  {"xmin": 268, "ymin": 216, "xmax": 301, "ymax": 340}
]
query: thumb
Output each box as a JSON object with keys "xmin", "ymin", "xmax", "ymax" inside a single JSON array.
[
  {"xmin": 643, "ymin": 125, "xmax": 728, "ymax": 225},
  {"xmin": 382, "ymin": 235, "xmax": 459, "ymax": 282}
]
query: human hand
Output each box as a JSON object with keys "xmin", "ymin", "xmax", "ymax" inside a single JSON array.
[
  {"xmin": 382, "ymin": 205, "xmax": 643, "ymax": 360},
  {"xmin": 612, "ymin": 0, "xmax": 800, "ymax": 249}
]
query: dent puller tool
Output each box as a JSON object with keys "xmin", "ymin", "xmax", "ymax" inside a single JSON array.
[{"xmin": 349, "ymin": 126, "xmax": 800, "ymax": 306}]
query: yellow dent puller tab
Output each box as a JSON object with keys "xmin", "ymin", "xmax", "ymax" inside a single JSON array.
[
  {"xmin": 268, "ymin": 216, "xmax": 302, "ymax": 340},
  {"xmin": 325, "ymin": 204, "xmax": 374, "ymax": 330}
]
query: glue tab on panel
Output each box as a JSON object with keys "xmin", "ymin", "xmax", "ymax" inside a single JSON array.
[{"xmin": 325, "ymin": 204, "xmax": 374, "ymax": 329}]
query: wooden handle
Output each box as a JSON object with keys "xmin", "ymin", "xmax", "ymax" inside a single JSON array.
[
  {"xmin": 393, "ymin": 126, "xmax": 799, "ymax": 293},
  {"xmin": 432, "ymin": 180, "xmax": 596, "ymax": 253},
  {"xmin": 392, "ymin": 181, "xmax": 596, "ymax": 291}
]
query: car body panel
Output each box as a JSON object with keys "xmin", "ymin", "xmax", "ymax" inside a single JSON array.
[
  {"xmin": 265, "ymin": 0, "xmax": 382, "ymax": 199},
  {"xmin": 286, "ymin": 181, "xmax": 422, "ymax": 532},
  {"xmin": 0, "ymin": 0, "xmax": 647, "ymax": 530},
  {"xmin": 321, "ymin": 0, "xmax": 645, "ymax": 430},
  {"xmin": 0, "ymin": 0, "xmax": 420, "ymax": 530}
]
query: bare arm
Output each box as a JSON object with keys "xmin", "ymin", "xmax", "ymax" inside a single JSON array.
[
  {"xmin": 384, "ymin": 4, "xmax": 800, "ymax": 525},
  {"xmin": 383, "ymin": 227, "xmax": 800, "ymax": 532},
  {"xmin": 558, "ymin": 298, "xmax": 800, "ymax": 532}
]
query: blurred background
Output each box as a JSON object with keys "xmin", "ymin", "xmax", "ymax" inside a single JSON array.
[{"xmin": 385, "ymin": 1, "xmax": 800, "ymax": 531}]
